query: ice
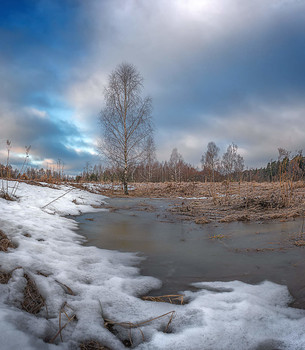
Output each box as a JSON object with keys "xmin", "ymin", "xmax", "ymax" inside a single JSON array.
[{"xmin": 1, "ymin": 181, "xmax": 305, "ymax": 349}]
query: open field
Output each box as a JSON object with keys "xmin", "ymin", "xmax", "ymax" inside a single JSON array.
[{"xmin": 83, "ymin": 181, "xmax": 305, "ymax": 224}]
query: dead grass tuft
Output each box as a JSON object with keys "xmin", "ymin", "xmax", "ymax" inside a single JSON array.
[
  {"xmin": 209, "ymin": 234, "xmax": 228, "ymax": 240},
  {"xmin": 0, "ymin": 270, "xmax": 11, "ymax": 284},
  {"xmin": 294, "ymin": 240, "xmax": 305, "ymax": 247},
  {"xmin": 0, "ymin": 191, "xmax": 14, "ymax": 201},
  {"xmin": 220, "ymin": 214, "xmax": 250, "ymax": 223},
  {"xmin": 0, "ymin": 230, "xmax": 15, "ymax": 251},
  {"xmin": 141, "ymin": 294, "xmax": 184, "ymax": 305},
  {"xmin": 195, "ymin": 216, "xmax": 210, "ymax": 224},
  {"xmin": 21, "ymin": 273, "xmax": 45, "ymax": 314},
  {"xmin": 79, "ymin": 340, "xmax": 110, "ymax": 350}
]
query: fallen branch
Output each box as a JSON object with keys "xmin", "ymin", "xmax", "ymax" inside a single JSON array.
[{"xmin": 41, "ymin": 187, "xmax": 74, "ymax": 209}]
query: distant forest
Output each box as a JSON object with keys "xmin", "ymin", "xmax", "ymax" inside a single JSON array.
[{"xmin": 1, "ymin": 146, "xmax": 304, "ymax": 184}]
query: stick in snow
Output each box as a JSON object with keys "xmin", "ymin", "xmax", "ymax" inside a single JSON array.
[{"xmin": 41, "ymin": 187, "xmax": 74, "ymax": 209}]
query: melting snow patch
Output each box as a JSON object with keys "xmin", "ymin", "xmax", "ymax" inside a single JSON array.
[{"xmin": 0, "ymin": 181, "xmax": 305, "ymax": 349}]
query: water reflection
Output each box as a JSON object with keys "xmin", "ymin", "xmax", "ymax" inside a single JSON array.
[{"xmin": 76, "ymin": 198, "xmax": 305, "ymax": 303}]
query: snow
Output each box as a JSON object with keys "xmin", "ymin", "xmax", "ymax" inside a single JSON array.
[
  {"xmin": 178, "ymin": 196, "xmax": 208, "ymax": 200},
  {"xmin": 77, "ymin": 182, "xmax": 135, "ymax": 193},
  {"xmin": 1, "ymin": 181, "xmax": 305, "ymax": 349}
]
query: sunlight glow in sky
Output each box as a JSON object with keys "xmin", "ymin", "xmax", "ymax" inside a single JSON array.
[{"xmin": 1, "ymin": 0, "xmax": 305, "ymax": 173}]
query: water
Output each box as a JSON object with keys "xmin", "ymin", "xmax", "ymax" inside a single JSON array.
[{"xmin": 76, "ymin": 198, "xmax": 305, "ymax": 305}]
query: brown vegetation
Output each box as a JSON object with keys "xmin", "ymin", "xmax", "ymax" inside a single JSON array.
[
  {"xmin": 0, "ymin": 230, "xmax": 15, "ymax": 284},
  {"xmin": 95, "ymin": 181, "xmax": 305, "ymax": 223},
  {"xmin": 0, "ymin": 271, "xmax": 11, "ymax": 284},
  {"xmin": 80, "ymin": 341, "xmax": 110, "ymax": 350},
  {"xmin": 141, "ymin": 294, "xmax": 184, "ymax": 305},
  {"xmin": 0, "ymin": 229, "xmax": 15, "ymax": 251},
  {"xmin": 169, "ymin": 181, "xmax": 305, "ymax": 223},
  {"xmin": 21, "ymin": 273, "xmax": 46, "ymax": 315}
]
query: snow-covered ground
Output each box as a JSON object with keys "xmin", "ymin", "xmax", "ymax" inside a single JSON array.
[
  {"xmin": 1, "ymin": 181, "xmax": 305, "ymax": 350},
  {"xmin": 77, "ymin": 182, "xmax": 135, "ymax": 193}
]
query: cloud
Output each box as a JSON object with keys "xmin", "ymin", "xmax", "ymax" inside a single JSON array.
[
  {"xmin": 0, "ymin": 106, "xmax": 97, "ymax": 173},
  {"xmin": 1, "ymin": 0, "xmax": 305, "ymax": 172},
  {"xmin": 155, "ymin": 98, "xmax": 305, "ymax": 168}
]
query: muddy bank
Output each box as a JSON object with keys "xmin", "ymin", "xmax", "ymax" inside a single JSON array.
[{"xmin": 76, "ymin": 197, "xmax": 305, "ymax": 309}]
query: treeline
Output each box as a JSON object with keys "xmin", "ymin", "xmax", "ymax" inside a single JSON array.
[
  {"xmin": 79, "ymin": 159, "xmax": 202, "ymax": 183},
  {"xmin": 1, "ymin": 143, "xmax": 304, "ymax": 184},
  {"xmin": 79, "ymin": 145, "xmax": 305, "ymax": 183},
  {"xmin": 244, "ymin": 150, "xmax": 305, "ymax": 182},
  {"xmin": 0, "ymin": 164, "xmax": 73, "ymax": 182},
  {"xmin": 80, "ymin": 143, "xmax": 246, "ymax": 183}
]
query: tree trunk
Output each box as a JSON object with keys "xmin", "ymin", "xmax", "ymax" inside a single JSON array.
[{"xmin": 123, "ymin": 168, "xmax": 128, "ymax": 195}]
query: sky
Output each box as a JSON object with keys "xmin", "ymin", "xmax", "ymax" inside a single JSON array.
[{"xmin": 1, "ymin": 0, "xmax": 305, "ymax": 174}]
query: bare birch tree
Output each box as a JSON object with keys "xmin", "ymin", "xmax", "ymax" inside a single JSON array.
[
  {"xmin": 221, "ymin": 143, "xmax": 244, "ymax": 180},
  {"xmin": 201, "ymin": 141, "xmax": 220, "ymax": 182},
  {"xmin": 99, "ymin": 63, "xmax": 153, "ymax": 194},
  {"xmin": 169, "ymin": 148, "xmax": 183, "ymax": 182},
  {"xmin": 143, "ymin": 135, "xmax": 156, "ymax": 181}
]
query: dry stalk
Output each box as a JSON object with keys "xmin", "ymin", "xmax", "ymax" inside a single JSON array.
[
  {"xmin": 103, "ymin": 310, "xmax": 176, "ymax": 345},
  {"xmin": 54, "ymin": 279, "xmax": 75, "ymax": 295},
  {"xmin": 50, "ymin": 302, "xmax": 76, "ymax": 343},
  {"xmin": 141, "ymin": 294, "xmax": 184, "ymax": 305},
  {"xmin": 5, "ymin": 139, "xmax": 11, "ymax": 195}
]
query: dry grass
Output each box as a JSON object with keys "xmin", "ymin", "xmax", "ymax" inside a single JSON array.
[
  {"xmin": 209, "ymin": 234, "xmax": 228, "ymax": 240},
  {"xmin": 21, "ymin": 273, "xmax": 46, "ymax": 315},
  {"xmin": 79, "ymin": 341, "xmax": 110, "ymax": 350},
  {"xmin": 294, "ymin": 240, "xmax": 305, "ymax": 247},
  {"xmin": 49, "ymin": 302, "xmax": 76, "ymax": 344},
  {"xmin": 168, "ymin": 181, "xmax": 305, "ymax": 223},
  {"xmin": 89, "ymin": 181, "xmax": 305, "ymax": 223},
  {"xmin": 195, "ymin": 216, "xmax": 210, "ymax": 224},
  {"xmin": 93, "ymin": 182, "xmax": 201, "ymax": 197},
  {"xmin": 0, "ymin": 270, "xmax": 11, "ymax": 284},
  {"xmin": 0, "ymin": 191, "xmax": 14, "ymax": 200},
  {"xmin": 0, "ymin": 230, "xmax": 15, "ymax": 251},
  {"xmin": 141, "ymin": 294, "xmax": 184, "ymax": 305}
]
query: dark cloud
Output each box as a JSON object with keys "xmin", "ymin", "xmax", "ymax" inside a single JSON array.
[
  {"xmin": 0, "ymin": 108, "xmax": 96, "ymax": 173},
  {"xmin": 151, "ymin": 6, "xmax": 305, "ymax": 131},
  {"xmin": 1, "ymin": 0, "xmax": 305, "ymax": 172}
]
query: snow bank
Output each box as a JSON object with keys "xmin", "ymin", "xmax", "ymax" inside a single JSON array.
[
  {"xmin": 77, "ymin": 182, "xmax": 135, "ymax": 193},
  {"xmin": 1, "ymin": 181, "xmax": 305, "ymax": 349}
]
